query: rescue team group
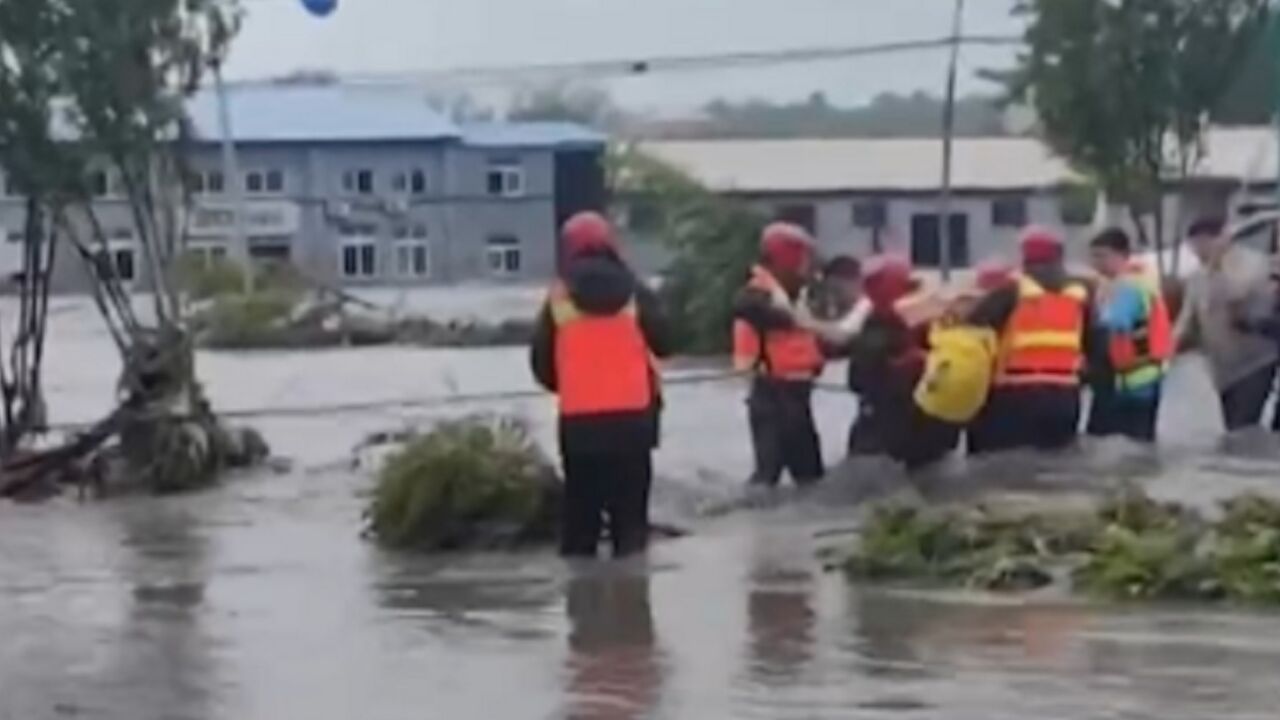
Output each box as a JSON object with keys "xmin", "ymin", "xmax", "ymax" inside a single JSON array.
[{"xmin": 530, "ymin": 211, "xmax": 1280, "ymax": 559}]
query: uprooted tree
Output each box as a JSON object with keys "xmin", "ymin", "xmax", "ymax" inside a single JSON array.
[
  {"xmin": 1003, "ymin": 0, "xmax": 1270, "ymax": 276},
  {"xmin": 0, "ymin": 0, "xmax": 265, "ymax": 498}
]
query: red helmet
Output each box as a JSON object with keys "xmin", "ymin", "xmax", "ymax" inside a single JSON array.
[
  {"xmin": 760, "ymin": 222, "xmax": 815, "ymax": 274},
  {"xmin": 561, "ymin": 211, "xmax": 617, "ymax": 260},
  {"xmin": 975, "ymin": 259, "xmax": 1015, "ymax": 291},
  {"xmin": 1020, "ymin": 225, "xmax": 1064, "ymax": 264},
  {"xmin": 862, "ymin": 254, "xmax": 915, "ymax": 311}
]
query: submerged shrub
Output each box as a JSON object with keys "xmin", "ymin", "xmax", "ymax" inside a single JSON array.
[
  {"xmin": 844, "ymin": 488, "xmax": 1280, "ymax": 604},
  {"xmin": 367, "ymin": 416, "xmax": 561, "ymax": 551}
]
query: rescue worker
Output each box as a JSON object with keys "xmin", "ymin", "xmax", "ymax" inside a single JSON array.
[
  {"xmin": 970, "ymin": 226, "xmax": 1092, "ymax": 453},
  {"xmin": 962, "ymin": 260, "xmax": 1017, "ymax": 454},
  {"xmin": 1085, "ymin": 228, "xmax": 1172, "ymax": 442},
  {"xmin": 733, "ymin": 223, "xmax": 826, "ymax": 487},
  {"xmin": 846, "ymin": 255, "xmax": 930, "ymax": 459},
  {"xmin": 530, "ymin": 211, "xmax": 671, "ymax": 558}
]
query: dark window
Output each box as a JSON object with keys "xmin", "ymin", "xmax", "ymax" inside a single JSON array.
[
  {"xmin": 775, "ymin": 203, "xmax": 817, "ymax": 234},
  {"xmin": 412, "ymin": 224, "xmax": 428, "ymax": 239},
  {"xmin": 356, "ymin": 170, "xmax": 374, "ymax": 194},
  {"xmin": 486, "ymin": 235, "xmax": 521, "ymax": 275},
  {"xmin": 89, "ymin": 170, "xmax": 109, "ymax": 197},
  {"xmin": 111, "ymin": 248, "xmax": 136, "ymax": 281},
  {"xmin": 486, "ymin": 165, "xmax": 524, "ymax": 197},
  {"xmin": 410, "ymin": 169, "xmax": 427, "ymax": 195},
  {"xmin": 189, "ymin": 172, "xmax": 205, "ymax": 194},
  {"xmin": 991, "ymin": 197, "xmax": 1028, "ymax": 227},
  {"xmin": 246, "ymin": 171, "xmax": 264, "ymax": 194},
  {"xmin": 852, "ymin": 200, "xmax": 887, "ymax": 228},
  {"xmin": 265, "ymin": 170, "xmax": 284, "ymax": 193},
  {"xmin": 910, "ymin": 213, "xmax": 970, "ymax": 269},
  {"xmin": 207, "ymin": 171, "xmax": 225, "ymax": 194}
]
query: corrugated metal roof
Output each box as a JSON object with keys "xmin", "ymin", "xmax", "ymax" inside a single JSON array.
[
  {"xmin": 461, "ymin": 122, "xmax": 606, "ymax": 149},
  {"xmin": 640, "ymin": 129, "xmax": 1278, "ymax": 193},
  {"xmin": 187, "ymin": 84, "xmax": 461, "ymax": 143}
]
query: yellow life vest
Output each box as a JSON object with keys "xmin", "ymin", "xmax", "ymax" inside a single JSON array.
[{"xmin": 914, "ymin": 324, "xmax": 998, "ymax": 424}]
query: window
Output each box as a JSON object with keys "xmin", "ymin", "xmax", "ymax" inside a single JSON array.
[
  {"xmin": 109, "ymin": 227, "xmax": 134, "ymax": 241},
  {"xmin": 2, "ymin": 173, "xmax": 17, "ymax": 196},
  {"xmin": 774, "ymin": 203, "xmax": 816, "ymax": 235},
  {"xmin": 343, "ymin": 169, "xmax": 375, "ymax": 195},
  {"xmin": 991, "ymin": 197, "xmax": 1028, "ymax": 228},
  {"xmin": 909, "ymin": 213, "xmax": 970, "ymax": 269},
  {"xmin": 410, "ymin": 169, "xmax": 427, "ymax": 195},
  {"xmin": 99, "ymin": 247, "xmax": 135, "ymax": 282},
  {"xmin": 485, "ymin": 235, "xmax": 521, "ymax": 276},
  {"xmin": 339, "ymin": 225, "xmax": 378, "ymax": 279},
  {"xmin": 89, "ymin": 170, "xmax": 110, "ymax": 197},
  {"xmin": 485, "ymin": 163, "xmax": 524, "ymax": 198},
  {"xmin": 412, "ymin": 224, "xmax": 428, "ymax": 239},
  {"xmin": 6, "ymin": 231, "xmax": 24, "ymax": 244},
  {"xmin": 206, "ymin": 170, "xmax": 225, "ymax": 194},
  {"xmin": 246, "ymin": 169, "xmax": 283, "ymax": 195},
  {"xmin": 391, "ymin": 173, "xmax": 408, "ymax": 193},
  {"xmin": 249, "ymin": 235, "xmax": 292, "ymax": 264},
  {"xmin": 853, "ymin": 200, "xmax": 887, "ymax": 228},
  {"xmin": 395, "ymin": 241, "xmax": 430, "ymax": 278},
  {"xmin": 392, "ymin": 225, "xmax": 409, "ymax": 240}
]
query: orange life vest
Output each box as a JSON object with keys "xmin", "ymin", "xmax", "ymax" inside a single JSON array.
[
  {"xmin": 549, "ymin": 282, "xmax": 653, "ymax": 416},
  {"xmin": 1107, "ymin": 264, "xmax": 1173, "ymax": 381},
  {"xmin": 732, "ymin": 265, "xmax": 824, "ymax": 381},
  {"xmin": 995, "ymin": 275, "xmax": 1088, "ymax": 388}
]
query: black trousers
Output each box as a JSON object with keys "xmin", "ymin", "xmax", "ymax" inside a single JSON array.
[
  {"xmin": 970, "ymin": 386, "xmax": 1081, "ymax": 454},
  {"xmin": 560, "ymin": 450, "xmax": 653, "ymax": 558},
  {"xmin": 1219, "ymin": 363, "xmax": 1278, "ymax": 432},
  {"xmin": 1087, "ymin": 383, "xmax": 1160, "ymax": 442},
  {"xmin": 748, "ymin": 379, "xmax": 824, "ymax": 487},
  {"xmin": 892, "ymin": 406, "xmax": 961, "ymax": 471}
]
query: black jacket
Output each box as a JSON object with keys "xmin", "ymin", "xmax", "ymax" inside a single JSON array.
[{"xmin": 530, "ymin": 251, "xmax": 672, "ymax": 456}]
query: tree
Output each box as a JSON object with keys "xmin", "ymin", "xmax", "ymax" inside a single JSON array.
[
  {"xmin": 0, "ymin": 0, "xmax": 255, "ymax": 496},
  {"xmin": 693, "ymin": 91, "xmax": 1007, "ymax": 139},
  {"xmin": 508, "ymin": 83, "xmax": 622, "ymax": 129},
  {"xmin": 1005, "ymin": 0, "xmax": 1269, "ymax": 274},
  {"xmin": 609, "ymin": 146, "xmax": 764, "ymax": 354}
]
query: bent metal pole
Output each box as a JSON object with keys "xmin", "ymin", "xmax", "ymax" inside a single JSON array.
[{"xmin": 939, "ymin": 0, "xmax": 965, "ymax": 283}]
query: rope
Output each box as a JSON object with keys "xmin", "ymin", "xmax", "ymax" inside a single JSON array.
[{"xmin": 41, "ymin": 368, "xmax": 754, "ymax": 431}]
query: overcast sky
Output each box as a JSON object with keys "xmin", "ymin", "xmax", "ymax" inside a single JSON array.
[{"xmin": 227, "ymin": 0, "xmax": 1024, "ymax": 113}]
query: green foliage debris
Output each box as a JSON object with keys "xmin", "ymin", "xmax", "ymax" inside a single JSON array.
[
  {"xmin": 367, "ymin": 416, "xmax": 561, "ymax": 551},
  {"xmin": 844, "ymin": 488, "xmax": 1280, "ymax": 605}
]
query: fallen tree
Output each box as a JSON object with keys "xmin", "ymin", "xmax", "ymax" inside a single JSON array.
[{"xmin": 0, "ymin": 0, "xmax": 267, "ymax": 499}]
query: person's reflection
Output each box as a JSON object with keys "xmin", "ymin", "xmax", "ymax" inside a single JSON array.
[
  {"xmin": 563, "ymin": 568, "xmax": 662, "ymax": 720},
  {"xmin": 746, "ymin": 560, "xmax": 816, "ymax": 685}
]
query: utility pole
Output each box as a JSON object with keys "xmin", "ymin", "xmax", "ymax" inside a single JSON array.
[
  {"xmin": 212, "ymin": 62, "xmax": 254, "ymax": 295},
  {"xmin": 939, "ymin": 0, "xmax": 965, "ymax": 282}
]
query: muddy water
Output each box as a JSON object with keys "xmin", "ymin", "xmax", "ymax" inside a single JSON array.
[{"xmin": 4, "ymin": 297, "xmax": 1280, "ymax": 720}]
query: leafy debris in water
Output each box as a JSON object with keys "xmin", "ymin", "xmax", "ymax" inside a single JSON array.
[{"xmin": 843, "ymin": 488, "xmax": 1280, "ymax": 604}]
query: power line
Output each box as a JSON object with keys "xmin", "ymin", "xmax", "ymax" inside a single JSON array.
[{"xmin": 233, "ymin": 34, "xmax": 1022, "ymax": 87}]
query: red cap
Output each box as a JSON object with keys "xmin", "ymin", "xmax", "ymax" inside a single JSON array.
[
  {"xmin": 1020, "ymin": 225, "xmax": 1064, "ymax": 264},
  {"xmin": 975, "ymin": 259, "xmax": 1015, "ymax": 291},
  {"xmin": 760, "ymin": 222, "xmax": 815, "ymax": 274},
  {"xmin": 862, "ymin": 254, "xmax": 915, "ymax": 311},
  {"xmin": 561, "ymin": 211, "xmax": 617, "ymax": 260}
]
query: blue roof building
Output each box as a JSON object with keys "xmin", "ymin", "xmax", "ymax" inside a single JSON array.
[{"xmin": 0, "ymin": 83, "xmax": 608, "ymax": 291}]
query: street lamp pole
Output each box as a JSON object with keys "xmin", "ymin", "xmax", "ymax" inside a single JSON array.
[
  {"xmin": 939, "ymin": 0, "xmax": 965, "ymax": 282},
  {"xmin": 212, "ymin": 62, "xmax": 254, "ymax": 295}
]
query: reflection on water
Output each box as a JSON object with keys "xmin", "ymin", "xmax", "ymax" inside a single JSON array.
[
  {"xmin": 4, "ymin": 299, "xmax": 1280, "ymax": 719},
  {"xmin": 563, "ymin": 565, "xmax": 664, "ymax": 720}
]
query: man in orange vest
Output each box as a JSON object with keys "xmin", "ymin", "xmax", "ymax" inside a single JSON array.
[
  {"xmin": 1085, "ymin": 228, "xmax": 1172, "ymax": 442},
  {"xmin": 733, "ymin": 223, "xmax": 827, "ymax": 487},
  {"xmin": 530, "ymin": 211, "xmax": 671, "ymax": 558},
  {"xmin": 969, "ymin": 226, "xmax": 1093, "ymax": 453}
]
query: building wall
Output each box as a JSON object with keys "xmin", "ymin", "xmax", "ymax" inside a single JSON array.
[{"xmin": 0, "ymin": 138, "xmax": 577, "ymax": 293}]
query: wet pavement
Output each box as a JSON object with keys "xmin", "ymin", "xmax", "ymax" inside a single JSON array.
[{"xmin": 3, "ymin": 297, "xmax": 1280, "ymax": 720}]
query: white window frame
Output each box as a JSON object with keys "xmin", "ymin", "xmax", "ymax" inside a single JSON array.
[
  {"xmin": 485, "ymin": 236, "xmax": 521, "ymax": 277},
  {"xmin": 485, "ymin": 164, "xmax": 525, "ymax": 198},
  {"xmin": 245, "ymin": 169, "xmax": 284, "ymax": 196},
  {"xmin": 394, "ymin": 240, "xmax": 430, "ymax": 279},
  {"xmin": 338, "ymin": 227, "xmax": 378, "ymax": 280},
  {"xmin": 343, "ymin": 169, "xmax": 375, "ymax": 196}
]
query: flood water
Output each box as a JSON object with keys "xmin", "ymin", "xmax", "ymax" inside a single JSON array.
[{"xmin": 4, "ymin": 293, "xmax": 1280, "ymax": 720}]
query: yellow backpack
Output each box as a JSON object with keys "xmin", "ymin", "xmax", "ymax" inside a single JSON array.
[{"xmin": 913, "ymin": 324, "xmax": 998, "ymax": 424}]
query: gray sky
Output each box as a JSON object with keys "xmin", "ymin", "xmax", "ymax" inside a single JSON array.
[{"xmin": 227, "ymin": 0, "xmax": 1024, "ymax": 113}]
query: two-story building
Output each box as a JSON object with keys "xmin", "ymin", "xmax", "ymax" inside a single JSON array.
[{"xmin": 0, "ymin": 83, "xmax": 606, "ymax": 292}]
